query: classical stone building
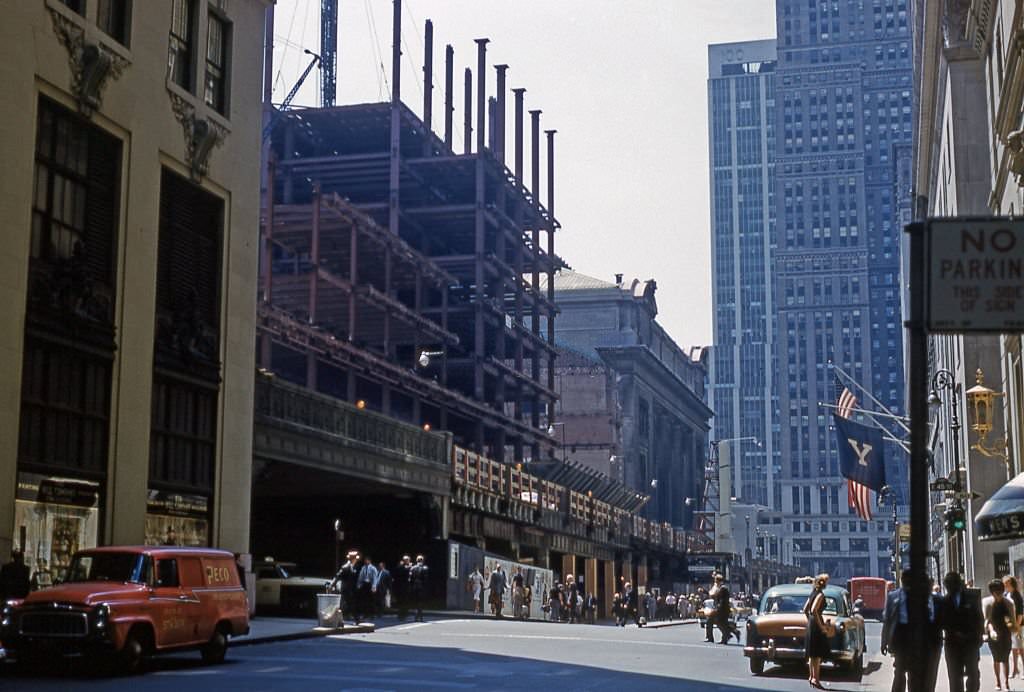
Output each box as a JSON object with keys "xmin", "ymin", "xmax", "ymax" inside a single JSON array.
[
  {"xmin": 913, "ymin": 0, "xmax": 1024, "ymax": 583},
  {"xmin": 0, "ymin": 0, "xmax": 268, "ymax": 574},
  {"xmin": 542, "ymin": 270, "xmax": 712, "ymax": 529}
]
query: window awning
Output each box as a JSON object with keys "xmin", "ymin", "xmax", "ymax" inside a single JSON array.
[{"xmin": 975, "ymin": 473, "xmax": 1024, "ymax": 541}]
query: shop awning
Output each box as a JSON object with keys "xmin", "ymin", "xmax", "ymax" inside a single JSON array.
[{"xmin": 975, "ymin": 473, "xmax": 1024, "ymax": 541}]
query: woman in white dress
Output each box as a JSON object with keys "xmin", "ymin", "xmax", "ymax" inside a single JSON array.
[{"xmin": 468, "ymin": 567, "xmax": 485, "ymax": 613}]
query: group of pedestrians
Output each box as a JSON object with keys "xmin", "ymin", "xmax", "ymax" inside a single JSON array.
[
  {"xmin": 546, "ymin": 574, "xmax": 596, "ymax": 623},
  {"xmin": 329, "ymin": 551, "xmax": 429, "ymax": 624},
  {"xmin": 878, "ymin": 570, "xmax": 1024, "ymax": 692}
]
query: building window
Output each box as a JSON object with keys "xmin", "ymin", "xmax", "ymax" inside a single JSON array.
[
  {"xmin": 168, "ymin": 0, "xmax": 195, "ymax": 91},
  {"xmin": 59, "ymin": 0, "xmax": 85, "ymax": 15},
  {"xmin": 98, "ymin": 0, "xmax": 131, "ymax": 46},
  {"xmin": 30, "ymin": 97, "xmax": 121, "ymax": 317},
  {"xmin": 204, "ymin": 11, "xmax": 230, "ymax": 114},
  {"xmin": 150, "ymin": 168, "xmax": 223, "ymax": 495}
]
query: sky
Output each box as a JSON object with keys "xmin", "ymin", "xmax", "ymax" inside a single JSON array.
[{"xmin": 270, "ymin": 0, "xmax": 778, "ymax": 349}]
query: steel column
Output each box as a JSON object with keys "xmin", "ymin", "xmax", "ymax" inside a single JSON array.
[
  {"xmin": 422, "ymin": 19, "xmax": 433, "ymax": 156},
  {"xmin": 444, "ymin": 44, "xmax": 454, "ymax": 150}
]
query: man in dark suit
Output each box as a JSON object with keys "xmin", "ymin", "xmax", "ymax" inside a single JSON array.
[
  {"xmin": 882, "ymin": 571, "xmax": 942, "ymax": 692},
  {"xmin": 940, "ymin": 571, "xmax": 983, "ymax": 692},
  {"xmin": 409, "ymin": 555, "xmax": 429, "ymax": 622},
  {"xmin": 714, "ymin": 580, "xmax": 738, "ymax": 644}
]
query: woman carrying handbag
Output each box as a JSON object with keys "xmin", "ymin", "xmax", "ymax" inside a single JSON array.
[{"xmin": 803, "ymin": 573, "xmax": 834, "ymax": 689}]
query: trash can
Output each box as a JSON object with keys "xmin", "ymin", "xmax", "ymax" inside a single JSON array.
[{"xmin": 317, "ymin": 593, "xmax": 342, "ymax": 628}]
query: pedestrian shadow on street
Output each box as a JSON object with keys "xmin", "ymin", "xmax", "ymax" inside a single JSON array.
[{"xmin": 755, "ymin": 657, "xmax": 881, "ymax": 691}]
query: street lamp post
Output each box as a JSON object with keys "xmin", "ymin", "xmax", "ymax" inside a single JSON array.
[
  {"xmin": 881, "ymin": 486, "xmax": 900, "ymax": 582},
  {"xmin": 929, "ymin": 368, "xmax": 965, "ymax": 575}
]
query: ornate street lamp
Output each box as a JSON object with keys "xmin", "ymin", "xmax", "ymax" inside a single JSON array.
[{"xmin": 965, "ymin": 368, "xmax": 1008, "ymax": 465}]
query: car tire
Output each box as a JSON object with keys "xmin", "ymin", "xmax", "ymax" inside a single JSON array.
[
  {"xmin": 201, "ymin": 628, "xmax": 228, "ymax": 665},
  {"xmin": 749, "ymin": 657, "xmax": 765, "ymax": 675},
  {"xmin": 119, "ymin": 630, "xmax": 145, "ymax": 675}
]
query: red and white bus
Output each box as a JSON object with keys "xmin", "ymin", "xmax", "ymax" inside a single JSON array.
[{"xmin": 846, "ymin": 576, "xmax": 891, "ymax": 620}]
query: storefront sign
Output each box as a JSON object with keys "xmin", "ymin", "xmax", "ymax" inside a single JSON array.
[
  {"xmin": 977, "ymin": 511, "xmax": 1024, "ymax": 541},
  {"xmin": 144, "ymin": 489, "xmax": 210, "ymax": 547},
  {"xmin": 927, "ymin": 219, "xmax": 1024, "ymax": 332}
]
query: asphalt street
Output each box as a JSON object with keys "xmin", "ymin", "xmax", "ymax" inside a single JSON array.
[{"xmin": 0, "ymin": 618, "xmax": 895, "ymax": 691}]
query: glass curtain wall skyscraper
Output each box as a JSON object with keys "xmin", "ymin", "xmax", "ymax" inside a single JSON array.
[
  {"xmin": 708, "ymin": 40, "xmax": 780, "ymax": 512},
  {"xmin": 774, "ymin": 0, "xmax": 912, "ymax": 579}
]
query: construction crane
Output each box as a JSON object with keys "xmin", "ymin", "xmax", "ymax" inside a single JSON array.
[{"xmin": 262, "ymin": 49, "xmax": 321, "ymax": 142}]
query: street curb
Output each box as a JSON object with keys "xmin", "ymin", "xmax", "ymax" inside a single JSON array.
[
  {"xmin": 644, "ymin": 618, "xmax": 698, "ymax": 629},
  {"xmin": 230, "ymin": 623, "xmax": 375, "ymax": 647}
]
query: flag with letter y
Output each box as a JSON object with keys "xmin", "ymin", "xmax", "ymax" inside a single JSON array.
[{"xmin": 833, "ymin": 414, "xmax": 887, "ymax": 492}]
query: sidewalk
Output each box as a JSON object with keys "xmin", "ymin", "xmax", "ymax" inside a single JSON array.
[
  {"xmin": 869, "ymin": 646, "xmax": 1020, "ymax": 691},
  {"xmin": 231, "ymin": 616, "xmax": 374, "ymax": 646},
  {"xmin": 233, "ymin": 611, "xmax": 697, "ymax": 646}
]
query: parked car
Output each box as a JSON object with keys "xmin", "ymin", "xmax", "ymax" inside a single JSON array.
[
  {"xmin": 0, "ymin": 546, "xmax": 249, "ymax": 672},
  {"xmin": 697, "ymin": 598, "xmax": 737, "ymax": 629},
  {"xmin": 254, "ymin": 558, "xmax": 330, "ymax": 615},
  {"xmin": 743, "ymin": 583, "xmax": 865, "ymax": 677}
]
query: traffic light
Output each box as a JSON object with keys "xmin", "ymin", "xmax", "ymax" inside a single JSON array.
[{"xmin": 944, "ymin": 503, "xmax": 966, "ymax": 533}]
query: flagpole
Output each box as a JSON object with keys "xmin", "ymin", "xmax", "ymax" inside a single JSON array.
[
  {"xmin": 820, "ymin": 403, "xmax": 911, "ymax": 454},
  {"xmin": 831, "ymin": 362, "xmax": 912, "ymax": 434}
]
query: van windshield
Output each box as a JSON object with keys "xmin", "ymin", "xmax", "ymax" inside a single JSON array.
[{"xmin": 66, "ymin": 553, "xmax": 148, "ymax": 584}]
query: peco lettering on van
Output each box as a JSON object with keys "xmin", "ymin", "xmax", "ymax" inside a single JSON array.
[{"xmin": 205, "ymin": 563, "xmax": 233, "ymax": 586}]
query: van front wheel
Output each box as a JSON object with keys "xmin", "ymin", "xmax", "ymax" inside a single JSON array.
[{"xmin": 200, "ymin": 628, "xmax": 228, "ymax": 665}]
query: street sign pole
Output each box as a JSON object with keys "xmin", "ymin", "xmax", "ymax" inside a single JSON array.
[{"xmin": 907, "ymin": 221, "xmax": 930, "ymax": 692}]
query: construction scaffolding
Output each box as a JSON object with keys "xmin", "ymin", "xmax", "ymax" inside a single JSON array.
[{"xmin": 259, "ymin": 2, "xmax": 563, "ymax": 463}]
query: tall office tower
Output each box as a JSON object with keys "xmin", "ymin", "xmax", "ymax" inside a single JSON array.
[
  {"xmin": 774, "ymin": 0, "xmax": 912, "ymax": 579},
  {"xmin": 707, "ymin": 40, "xmax": 780, "ymax": 514}
]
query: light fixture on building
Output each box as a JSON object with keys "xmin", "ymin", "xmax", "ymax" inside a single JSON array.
[
  {"xmin": 356, "ymin": 399, "xmax": 366, "ymax": 410},
  {"xmin": 965, "ymin": 368, "xmax": 1008, "ymax": 464},
  {"xmin": 422, "ymin": 423, "xmax": 431, "ymax": 431},
  {"xmin": 417, "ymin": 350, "xmax": 444, "ymax": 368},
  {"xmin": 650, "ymin": 479, "xmax": 658, "ymax": 489}
]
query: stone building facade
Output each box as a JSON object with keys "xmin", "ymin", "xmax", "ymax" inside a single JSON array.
[{"xmin": 0, "ymin": 0, "xmax": 268, "ymax": 573}]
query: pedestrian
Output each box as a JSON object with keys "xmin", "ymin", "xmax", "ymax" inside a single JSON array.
[
  {"xmin": 393, "ymin": 555, "xmax": 411, "ymax": 621},
  {"xmin": 882, "ymin": 570, "xmax": 940, "ymax": 692},
  {"xmin": 330, "ymin": 551, "xmax": 361, "ymax": 624},
  {"xmin": 853, "ymin": 592, "xmax": 866, "ymax": 615},
  {"xmin": 566, "ymin": 574, "xmax": 578, "ymax": 623},
  {"xmin": 488, "ymin": 563, "xmax": 507, "ymax": 617},
  {"xmin": 511, "ymin": 567, "xmax": 525, "ymax": 620},
  {"xmin": 941, "ymin": 571, "xmax": 983, "ymax": 692},
  {"xmin": 984, "ymin": 577, "xmax": 1016, "ymax": 691},
  {"xmin": 356, "ymin": 555, "xmax": 378, "ymax": 620},
  {"xmin": 802, "ymin": 573, "xmax": 833, "ymax": 689},
  {"xmin": 523, "ymin": 581, "xmax": 533, "ymax": 620},
  {"xmin": 586, "ymin": 592, "xmax": 597, "ymax": 624},
  {"xmin": 623, "ymin": 581, "xmax": 639, "ymax": 626},
  {"xmin": 612, "ymin": 591, "xmax": 624, "ymax": 626},
  {"xmin": 1004, "ymin": 575, "xmax": 1024, "ymax": 679},
  {"xmin": 0, "ymin": 550, "xmax": 31, "ymax": 602},
  {"xmin": 468, "ymin": 565, "xmax": 485, "ymax": 614},
  {"xmin": 713, "ymin": 578, "xmax": 737, "ymax": 643},
  {"xmin": 642, "ymin": 589, "xmax": 654, "ymax": 626},
  {"xmin": 665, "ymin": 592, "xmax": 677, "ymax": 621},
  {"xmin": 409, "ymin": 554, "xmax": 429, "ymax": 622},
  {"xmin": 548, "ymin": 582, "xmax": 562, "ymax": 622},
  {"xmin": 705, "ymin": 574, "xmax": 724, "ymax": 642},
  {"xmin": 375, "ymin": 561, "xmax": 392, "ymax": 613}
]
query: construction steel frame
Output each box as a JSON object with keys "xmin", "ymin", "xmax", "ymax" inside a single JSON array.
[{"xmin": 260, "ymin": 1, "xmax": 562, "ymax": 463}]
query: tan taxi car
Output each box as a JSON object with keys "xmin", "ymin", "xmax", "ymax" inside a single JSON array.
[
  {"xmin": 0, "ymin": 546, "xmax": 249, "ymax": 672},
  {"xmin": 743, "ymin": 583, "xmax": 865, "ymax": 676}
]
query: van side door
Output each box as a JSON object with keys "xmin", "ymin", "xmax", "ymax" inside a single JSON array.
[{"xmin": 151, "ymin": 557, "xmax": 202, "ymax": 647}]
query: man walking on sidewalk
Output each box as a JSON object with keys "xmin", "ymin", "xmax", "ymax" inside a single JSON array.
[
  {"xmin": 941, "ymin": 571, "xmax": 983, "ymax": 692},
  {"xmin": 409, "ymin": 555, "xmax": 429, "ymax": 622}
]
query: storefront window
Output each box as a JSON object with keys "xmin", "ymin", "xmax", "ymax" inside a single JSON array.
[
  {"xmin": 14, "ymin": 472, "xmax": 101, "ymax": 587},
  {"xmin": 144, "ymin": 490, "xmax": 210, "ymax": 547}
]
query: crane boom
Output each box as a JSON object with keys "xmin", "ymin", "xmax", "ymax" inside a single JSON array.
[{"xmin": 262, "ymin": 50, "xmax": 321, "ymax": 142}]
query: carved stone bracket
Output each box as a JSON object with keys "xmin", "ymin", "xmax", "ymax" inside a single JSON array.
[
  {"xmin": 48, "ymin": 7, "xmax": 128, "ymax": 117},
  {"xmin": 943, "ymin": 0, "xmax": 973, "ymax": 50},
  {"xmin": 1006, "ymin": 129, "xmax": 1024, "ymax": 180},
  {"xmin": 168, "ymin": 91, "xmax": 229, "ymax": 181}
]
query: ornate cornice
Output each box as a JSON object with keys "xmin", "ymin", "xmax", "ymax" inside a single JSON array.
[
  {"xmin": 47, "ymin": 6, "xmax": 128, "ymax": 117},
  {"xmin": 168, "ymin": 90, "xmax": 229, "ymax": 181}
]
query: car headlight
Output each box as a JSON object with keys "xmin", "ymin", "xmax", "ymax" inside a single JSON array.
[
  {"xmin": 93, "ymin": 603, "xmax": 110, "ymax": 630},
  {"xmin": 1, "ymin": 603, "xmax": 13, "ymax": 628}
]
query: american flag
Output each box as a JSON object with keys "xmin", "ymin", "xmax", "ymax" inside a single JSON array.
[{"xmin": 837, "ymin": 386, "xmax": 872, "ymax": 521}]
